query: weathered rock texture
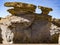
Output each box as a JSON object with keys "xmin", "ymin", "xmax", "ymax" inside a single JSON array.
[
  {"xmin": 38, "ymin": 6, "xmax": 52, "ymax": 15},
  {"xmin": 0, "ymin": 2, "xmax": 54, "ymax": 44}
]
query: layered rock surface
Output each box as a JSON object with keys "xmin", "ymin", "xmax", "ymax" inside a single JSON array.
[{"xmin": 0, "ymin": 2, "xmax": 55, "ymax": 44}]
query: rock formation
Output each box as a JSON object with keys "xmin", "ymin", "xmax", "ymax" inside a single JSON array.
[
  {"xmin": 50, "ymin": 19, "xmax": 60, "ymax": 43},
  {"xmin": 4, "ymin": 2, "xmax": 36, "ymax": 15},
  {"xmin": 0, "ymin": 2, "xmax": 57, "ymax": 44},
  {"xmin": 38, "ymin": 6, "xmax": 52, "ymax": 15}
]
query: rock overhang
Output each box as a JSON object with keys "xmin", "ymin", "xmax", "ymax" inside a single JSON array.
[{"xmin": 4, "ymin": 2, "xmax": 36, "ymax": 13}]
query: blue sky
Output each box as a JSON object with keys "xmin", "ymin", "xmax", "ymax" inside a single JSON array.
[{"xmin": 0, "ymin": 0, "xmax": 60, "ymax": 19}]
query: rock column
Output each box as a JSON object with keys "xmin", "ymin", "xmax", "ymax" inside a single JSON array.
[
  {"xmin": 1, "ymin": 2, "xmax": 36, "ymax": 44},
  {"xmin": 0, "ymin": 2, "xmax": 54, "ymax": 43}
]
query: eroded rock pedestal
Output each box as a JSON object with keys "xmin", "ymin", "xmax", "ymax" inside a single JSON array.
[{"xmin": 0, "ymin": 2, "xmax": 53, "ymax": 44}]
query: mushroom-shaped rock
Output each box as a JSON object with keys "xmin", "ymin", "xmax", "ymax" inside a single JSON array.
[
  {"xmin": 4, "ymin": 2, "xmax": 36, "ymax": 14},
  {"xmin": 38, "ymin": 6, "xmax": 53, "ymax": 15}
]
